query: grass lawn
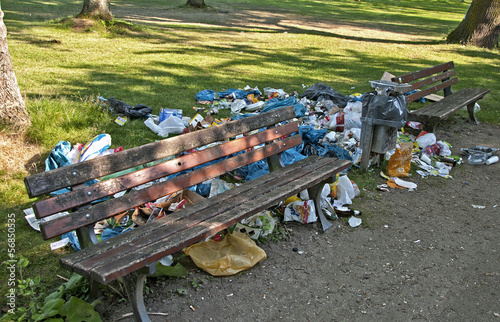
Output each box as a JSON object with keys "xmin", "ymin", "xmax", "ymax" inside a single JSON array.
[{"xmin": 1, "ymin": 0, "xmax": 498, "ymax": 311}]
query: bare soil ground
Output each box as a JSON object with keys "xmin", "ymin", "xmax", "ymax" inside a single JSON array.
[{"xmin": 94, "ymin": 7, "xmax": 500, "ymax": 322}]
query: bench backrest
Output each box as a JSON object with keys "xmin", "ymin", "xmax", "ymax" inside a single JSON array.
[
  {"xmin": 25, "ymin": 106, "xmax": 301, "ymax": 240},
  {"xmin": 391, "ymin": 61, "xmax": 457, "ymax": 103}
]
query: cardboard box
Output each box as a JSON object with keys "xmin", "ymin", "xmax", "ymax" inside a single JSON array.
[
  {"xmin": 132, "ymin": 190, "xmax": 206, "ymax": 226},
  {"xmin": 156, "ymin": 189, "xmax": 206, "ymax": 211}
]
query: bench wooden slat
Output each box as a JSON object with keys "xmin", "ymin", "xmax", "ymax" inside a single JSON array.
[
  {"xmin": 60, "ymin": 155, "xmax": 330, "ymax": 272},
  {"xmin": 63, "ymin": 157, "xmax": 351, "ymax": 284},
  {"xmin": 40, "ymin": 135, "xmax": 303, "ymax": 239},
  {"xmin": 393, "ymin": 61, "xmax": 454, "ymax": 83},
  {"xmin": 405, "ymin": 77, "xmax": 458, "ymax": 103},
  {"xmin": 406, "ymin": 70, "xmax": 456, "ymax": 92},
  {"xmin": 24, "ymin": 106, "xmax": 297, "ymax": 198},
  {"xmin": 409, "ymin": 88, "xmax": 491, "ymax": 120},
  {"xmin": 33, "ymin": 122, "xmax": 299, "ymax": 219}
]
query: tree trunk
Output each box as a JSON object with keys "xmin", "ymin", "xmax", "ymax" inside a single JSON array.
[
  {"xmin": 0, "ymin": 9, "xmax": 31, "ymax": 130},
  {"xmin": 447, "ymin": 0, "xmax": 500, "ymax": 49},
  {"xmin": 77, "ymin": 0, "xmax": 113, "ymax": 21},
  {"xmin": 186, "ymin": 0, "xmax": 207, "ymax": 8}
]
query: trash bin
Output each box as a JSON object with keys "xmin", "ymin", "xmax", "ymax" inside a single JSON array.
[{"xmin": 359, "ymin": 81, "xmax": 411, "ymax": 169}]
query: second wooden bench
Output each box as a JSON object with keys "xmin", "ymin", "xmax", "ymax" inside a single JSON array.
[{"xmin": 391, "ymin": 61, "xmax": 490, "ymax": 132}]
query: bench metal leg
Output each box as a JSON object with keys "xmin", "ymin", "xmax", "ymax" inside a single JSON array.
[
  {"xmin": 467, "ymin": 102, "xmax": 479, "ymax": 124},
  {"xmin": 308, "ymin": 179, "xmax": 335, "ymax": 232},
  {"xmin": 122, "ymin": 265, "xmax": 157, "ymax": 322},
  {"xmin": 123, "ymin": 272, "xmax": 150, "ymax": 322}
]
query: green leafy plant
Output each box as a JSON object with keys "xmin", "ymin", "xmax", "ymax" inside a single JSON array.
[{"xmin": 1, "ymin": 257, "xmax": 101, "ymax": 322}]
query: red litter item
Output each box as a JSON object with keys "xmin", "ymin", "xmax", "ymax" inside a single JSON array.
[
  {"xmin": 114, "ymin": 146, "xmax": 123, "ymax": 153},
  {"xmin": 213, "ymin": 233, "xmax": 223, "ymax": 242}
]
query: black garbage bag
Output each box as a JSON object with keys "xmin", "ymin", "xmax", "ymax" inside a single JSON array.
[
  {"xmin": 301, "ymin": 83, "xmax": 350, "ymax": 108},
  {"xmin": 107, "ymin": 97, "xmax": 152, "ymax": 119},
  {"xmin": 361, "ymin": 92, "xmax": 407, "ymax": 128}
]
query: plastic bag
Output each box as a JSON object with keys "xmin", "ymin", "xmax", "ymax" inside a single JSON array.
[
  {"xmin": 158, "ymin": 115, "xmax": 185, "ymax": 136},
  {"xmin": 336, "ymin": 175, "xmax": 355, "ymax": 205},
  {"xmin": 343, "ymin": 111, "xmax": 362, "ymax": 130},
  {"xmin": 183, "ymin": 232, "xmax": 267, "ymax": 276},
  {"xmin": 284, "ymin": 200, "xmax": 317, "ymax": 224},
  {"xmin": 107, "ymin": 97, "xmax": 152, "ymax": 119},
  {"xmin": 416, "ymin": 132, "xmax": 436, "ymax": 149},
  {"xmin": 144, "ymin": 116, "xmax": 185, "ymax": 137},
  {"xmin": 79, "ymin": 134, "xmax": 111, "ymax": 162},
  {"xmin": 387, "ymin": 142, "xmax": 413, "ymax": 177}
]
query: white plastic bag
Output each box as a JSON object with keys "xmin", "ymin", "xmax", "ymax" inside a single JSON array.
[
  {"xmin": 336, "ymin": 175, "xmax": 355, "ymax": 205},
  {"xmin": 159, "ymin": 115, "xmax": 185, "ymax": 135},
  {"xmin": 343, "ymin": 111, "xmax": 362, "ymax": 130},
  {"xmin": 416, "ymin": 132, "xmax": 436, "ymax": 149},
  {"xmin": 437, "ymin": 141, "xmax": 451, "ymax": 156},
  {"xmin": 230, "ymin": 99, "xmax": 247, "ymax": 113}
]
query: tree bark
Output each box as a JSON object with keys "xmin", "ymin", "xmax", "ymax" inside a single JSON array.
[
  {"xmin": 447, "ymin": 0, "xmax": 500, "ymax": 49},
  {"xmin": 77, "ymin": 0, "xmax": 113, "ymax": 21},
  {"xmin": 186, "ymin": 0, "xmax": 207, "ymax": 8},
  {"xmin": 0, "ymin": 9, "xmax": 31, "ymax": 130}
]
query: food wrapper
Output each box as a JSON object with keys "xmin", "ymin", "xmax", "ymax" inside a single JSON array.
[{"xmin": 283, "ymin": 200, "xmax": 317, "ymax": 224}]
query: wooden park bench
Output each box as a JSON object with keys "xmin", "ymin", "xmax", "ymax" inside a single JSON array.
[
  {"xmin": 391, "ymin": 61, "xmax": 490, "ymax": 132},
  {"xmin": 24, "ymin": 106, "xmax": 351, "ymax": 321}
]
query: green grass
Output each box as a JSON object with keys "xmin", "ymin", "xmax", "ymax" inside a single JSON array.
[{"xmin": 1, "ymin": 0, "xmax": 499, "ymax": 311}]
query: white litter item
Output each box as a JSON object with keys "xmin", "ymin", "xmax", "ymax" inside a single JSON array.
[
  {"xmin": 245, "ymin": 101, "xmax": 265, "ymax": 111},
  {"xmin": 348, "ymin": 216, "xmax": 362, "ymax": 227}
]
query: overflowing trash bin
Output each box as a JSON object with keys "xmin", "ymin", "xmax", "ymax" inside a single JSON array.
[{"xmin": 359, "ymin": 80, "xmax": 411, "ymax": 169}]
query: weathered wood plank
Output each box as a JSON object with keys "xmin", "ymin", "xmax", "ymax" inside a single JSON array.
[
  {"xmin": 410, "ymin": 88, "xmax": 490, "ymax": 120},
  {"xmin": 405, "ymin": 78, "xmax": 458, "ymax": 103},
  {"xmin": 392, "ymin": 61, "xmax": 454, "ymax": 83},
  {"xmin": 24, "ymin": 106, "xmax": 296, "ymax": 197},
  {"xmin": 405, "ymin": 70, "xmax": 456, "ymax": 91},
  {"xmin": 41, "ymin": 135, "xmax": 303, "ymax": 239},
  {"xmin": 33, "ymin": 122, "xmax": 299, "ymax": 218},
  {"xmin": 60, "ymin": 155, "xmax": 330, "ymax": 272},
  {"xmin": 72, "ymin": 158, "xmax": 351, "ymax": 283}
]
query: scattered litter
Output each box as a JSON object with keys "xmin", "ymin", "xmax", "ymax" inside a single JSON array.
[
  {"xmin": 348, "ymin": 216, "xmax": 362, "ymax": 227},
  {"xmin": 472, "ymin": 204, "xmax": 486, "ymax": 209},
  {"xmin": 461, "ymin": 145, "xmax": 499, "ymax": 165}
]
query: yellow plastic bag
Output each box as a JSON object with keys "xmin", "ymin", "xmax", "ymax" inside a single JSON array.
[
  {"xmin": 183, "ymin": 232, "xmax": 267, "ymax": 276},
  {"xmin": 387, "ymin": 142, "xmax": 413, "ymax": 177}
]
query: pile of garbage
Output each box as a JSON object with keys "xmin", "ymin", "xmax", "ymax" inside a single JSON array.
[{"xmin": 29, "ymin": 82, "xmax": 498, "ymax": 277}]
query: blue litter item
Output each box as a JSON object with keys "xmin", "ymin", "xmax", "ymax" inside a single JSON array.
[
  {"xmin": 261, "ymin": 97, "xmax": 306, "ymax": 117},
  {"xmin": 101, "ymin": 226, "xmax": 132, "ymax": 241},
  {"xmin": 281, "ymin": 148, "xmax": 308, "ymax": 165},
  {"xmin": 45, "ymin": 141, "xmax": 73, "ymax": 172},
  {"xmin": 317, "ymin": 143, "xmax": 353, "ymax": 161},
  {"xmin": 62, "ymin": 231, "xmax": 81, "ymax": 251},
  {"xmin": 195, "ymin": 89, "xmax": 216, "ymax": 102},
  {"xmin": 217, "ymin": 88, "xmax": 261, "ymax": 99},
  {"xmin": 299, "ymin": 126, "xmax": 327, "ymax": 145}
]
